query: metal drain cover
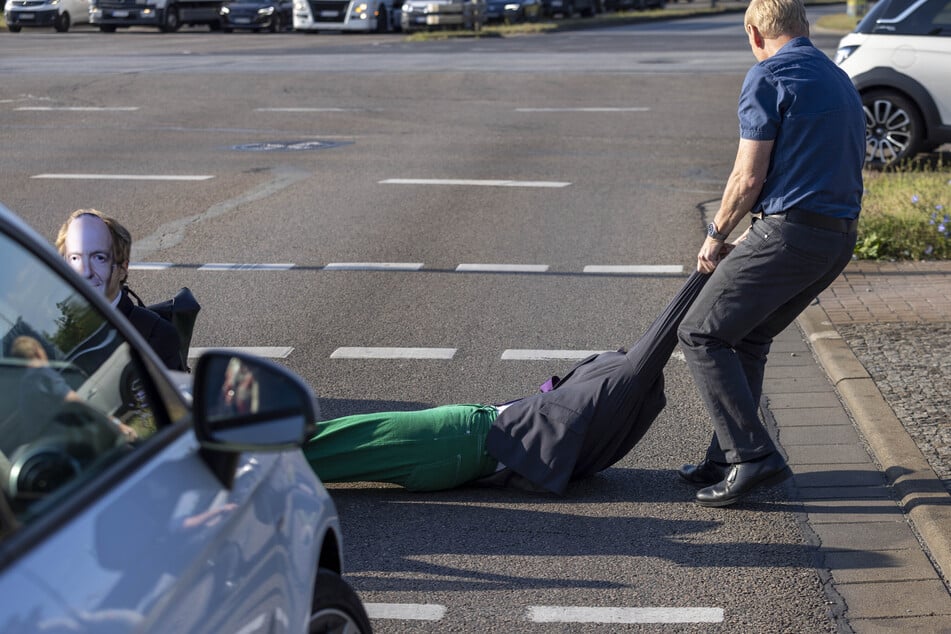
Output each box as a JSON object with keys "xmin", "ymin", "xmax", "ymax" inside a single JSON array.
[{"xmin": 231, "ymin": 140, "xmax": 352, "ymax": 152}]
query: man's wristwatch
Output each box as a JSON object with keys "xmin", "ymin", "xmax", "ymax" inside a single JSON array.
[{"xmin": 707, "ymin": 222, "xmax": 728, "ymax": 241}]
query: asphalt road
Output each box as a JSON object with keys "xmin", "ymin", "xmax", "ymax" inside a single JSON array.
[{"xmin": 1, "ymin": 10, "xmax": 849, "ymax": 631}]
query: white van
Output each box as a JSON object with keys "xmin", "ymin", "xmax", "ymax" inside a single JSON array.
[{"xmin": 4, "ymin": 0, "xmax": 91, "ymax": 31}]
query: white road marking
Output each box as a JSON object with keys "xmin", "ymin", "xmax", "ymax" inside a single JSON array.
[
  {"xmin": 323, "ymin": 262, "xmax": 424, "ymax": 271},
  {"xmin": 129, "ymin": 262, "xmax": 174, "ymax": 271},
  {"xmin": 331, "ymin": 347, "xmax": 457, "ymax": 360},
  {"xmin": 15, "ymin": 106, "xmax": 140, "ymax": 111},
  {"xmin": 501, "ymin": 349, "xmax": 607, "ymax": 360},
  {"xmin": 515, "ymin": 107, "xmax": 650, "ymax": 112},
  {"xmin": 528, "ymin": 606, "xmax": 724, "ymax": 624},
  {"xmin": 456, "ymin": 263, "xmax": 549, "ymax": 273},
  {"xmin": 188, "ymin": 346, "xmax": 294, "ymax": 359},
  {"xmin": 255, "ymin": 107, "xmax": 366, "ymax": 112},
  {"xmin": 31, "ymin": 173, "xmax": 214, "ymax": 181},
  {"xmin": 584, "ymin": 264, "xmax": 684, "ymax": 274},
  {"xmin": 364, "ymin": 603, "xmax": 447, "ymax": 621},
  {"xmin": 380, "ymin": 178, "xmax": 570, "ymax": 188},
  {"xmin": 198, "ymin": 263, "xmax": 295, "ymax": 271}
]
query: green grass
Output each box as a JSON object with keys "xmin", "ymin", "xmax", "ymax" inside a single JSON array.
[{"xmin": 857, "ymin": 163, "xmax": 951, "ymax": 260}]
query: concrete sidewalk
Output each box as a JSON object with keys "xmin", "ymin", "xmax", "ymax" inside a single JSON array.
[{"xmin": 764, "ymin": 261, "xmax": 951, "ymax": 631}]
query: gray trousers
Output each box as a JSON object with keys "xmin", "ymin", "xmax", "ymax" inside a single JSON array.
[{"xmin": 677, "ymin": 214, "xmax": 857, "ymax": 463}]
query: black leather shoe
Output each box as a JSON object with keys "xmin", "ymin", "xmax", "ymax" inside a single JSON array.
[
  {"xmin": 695, "ymin": 452, "xmax": 792, "ymax": 507},
  {"xmin": 678, "ymin": 459, "xmax": 730, "ymax": 487}
]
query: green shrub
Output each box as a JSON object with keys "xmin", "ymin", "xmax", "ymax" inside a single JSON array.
[{"xmin": 856, "ymin": 162, "xmax": 951, "ymax": 260}]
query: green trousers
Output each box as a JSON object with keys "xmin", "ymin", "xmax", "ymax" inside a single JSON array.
[{"xmin": 303, "ymin": 404, "xmax": 500, "ymax": 491}]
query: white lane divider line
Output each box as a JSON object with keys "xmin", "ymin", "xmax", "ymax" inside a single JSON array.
[
  {"xmin": 188, "ymin": 346, "xmax": 294, "ymax": 359},
  {"xmin": 323, "ymin": 262, "xmax": 424, "ymax": 271},
  {"xmin": 456, "ymin": 263, "xmax": 550, "ymax": 273},
  {"xmin": 380, "ymin": 178, "xmax": 571, "ymax": 188},
  {"xmin": 31, "ymin": 173, "xmax": 214, "ymax": 181},
  {"xmin": 528, "ymin": 606, "xmax": 724, "ymax": 624},
  {"xmin": 364, "ymin": 603, "xmax": 447, "ymax": 621},
  {"xmin": 16, "ymin": 106, "xmax": 140, "ymax": 111},
  {"xmin": 502, "ymin": 349, "xmax": 607, "ymax": 360},
  {"xmin": 255, "ymin": 107, "xmax": 367, "ymax": 112},
  {"xmin": 198, "ymin": 263, "xmax": 295, "ymax": 271},
  {"xmin": 515, "ymin": 107, "xmax": 651, "ymax": 112},
  {"xmin": 129, "ymin": 262, "xmax": 174, "ymax": 271},
  {"xmin": 331, "ymin": 347, "xmax": 457, "ymax": 360},
  {"xmin": 584, "ymin": 265, "xmax": 684, "ymax": 275}
]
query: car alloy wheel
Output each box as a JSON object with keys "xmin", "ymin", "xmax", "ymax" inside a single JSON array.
[{"xmin": 862, "ymin": 89, "xmax": 923, "ymax": 169}]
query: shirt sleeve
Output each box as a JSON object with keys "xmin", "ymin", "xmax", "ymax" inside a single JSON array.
[{"xmin": 738, "ymin": 64, "xmax": 781, "ymax": 141}]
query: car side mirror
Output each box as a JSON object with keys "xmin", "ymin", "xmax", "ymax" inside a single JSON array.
[{"xmin": 192, "ymin": 350, "xmax": 317, "ymax": 452}]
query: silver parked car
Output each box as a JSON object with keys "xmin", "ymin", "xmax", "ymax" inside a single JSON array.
[{"xmin": 0, "ymin": 202, "xmax": 371, "ymax": 633}]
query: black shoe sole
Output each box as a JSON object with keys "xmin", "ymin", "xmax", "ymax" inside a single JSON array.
[{"xmin": 695, "ymin": 466, "xmax": 793, "ymax": 508}]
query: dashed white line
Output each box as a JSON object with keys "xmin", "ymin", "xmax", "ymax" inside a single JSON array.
[
  {"xmin": 31, "ymin": 173, "xmax": 214, "ymax": 181},
  {"xmin": 364, "ymin": 603, "xmax": 447, "ymax": 621},
  {"xmin": 198, "ymin": 263, "xmax": 295, "ymax": 271},
  {"xmin": 330, "ymin": 347, "xmax": 457, "ymax": 360},
  {"xmin": 584, "ymin": 264, "xmax": 684, "ymax": 274},
  {"xmin": 515, "ymin": 107, "xmax": 651, "ymax": 112},
  {"xmin": 129, "ymin": 262, "xmax": 174, "ymax": 271},
  {"xmin": 188, "ymin": 346, "xmax": 294, "ymax": 359},
  {"xmin": 456, "ymin": 263, "xmax": 550, "ymax": 273},
  {"xmin": 255, "ymin": 107, "xmax": 367, "ymax": 112},
  {"xmin": 380, "ymin": 178, "xmax": 571, "ymax": 188},
  {"xmin": 323, "ymin": 262, "xmax": 424, "ymax": 271},
  {"xmin": 15, "ymin": 106, "xmax": 140, "ymax": 111},
  {"xmin": 501, "ymin": 349, "xmax": 607, "ymax": 360},
  {"xmin": 528, "ymin": 606, "xmax": 724, "ymax": 624}
]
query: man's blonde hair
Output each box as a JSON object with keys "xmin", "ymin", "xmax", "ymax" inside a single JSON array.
[
  {"xmin": 55, "ymin": 208, "xmax": 132, "ymax": 285},
  {"xmin": 745, "ymin": 0, "xmax": 809, "ymax": 39}
]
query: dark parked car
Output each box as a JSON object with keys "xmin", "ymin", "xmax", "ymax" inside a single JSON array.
[
  {"xmin": 219, "ymin": 0, "xmax": 292, "ymax": 31},
  {"xmin": 484, "ymin": 0, "xmax": 540, "ymax": 22},
  {"xmin": 603, "ymin": 0, "xmax": 664, "ymax": 10},
  {"xmin": 540, "ymin": 0, "xmax": 596, "ymax": 17}
]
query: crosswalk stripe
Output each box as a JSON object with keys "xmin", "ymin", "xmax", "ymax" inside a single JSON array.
[
  {"xmin": 501, "ymin": 349, "xmax": 607, "ymax": 360},
  {"xmin": 456, "ymin": 263, "xmax": 550, "ymax": 273},
  {"xmin": 198, "ymin": 263, "xmax": 295, "ymax": 271},
  {"xmin": 188, "ymin": 346, "xmax": 294, "ymax": 359},
  {"xmin": 584, "ymin": 265, "xmax": 684, "ymax": 274},
  {"xmin": 323, "ymin": 262, "xmax": 424, "ymax": 271},
  {"xmin": 364, "ymin": 603, "xmax": 446, "ymax": 621},
  {"xmin": 528, "ymin": 606, "xmax": 724, "ymax": 624},
  {"xmin": 380, "ymin": 178, "xmax": 570, "ymax": 188},
  {"xmin": 331, "ymin": 347, "xmax": 457, "ymax": 359},
  {"xmin": 31, "ymin": 173, "xmax": 214, "ymax": 181}
]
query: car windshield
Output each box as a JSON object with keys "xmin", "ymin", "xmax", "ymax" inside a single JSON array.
[{"xmin": 856, "ymin": 0, "xmax": 951, "ymax": 34}]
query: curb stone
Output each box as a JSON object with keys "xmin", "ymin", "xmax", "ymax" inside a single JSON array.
[{"xmin": 797, "ymin": 300, "xmax": 951, "ymax": 585}]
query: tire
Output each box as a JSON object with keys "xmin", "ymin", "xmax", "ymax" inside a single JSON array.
[
  {"xmin": 268, "ymin": 12, "xmax": 281, "ymax": 31},
  {"xmin": 862, "ymin": 89, "xmax": 925, "ymax": 170},
  {"xmin": 99, "ymin": 24, "xmax": 117, "ymax": 31},
  {"xmin": 7, "ymin": 24, "xmax": 22, "ymax": 32},
  {"xmin": 160, "ymin": 4, "xmax": 180, "ymax": 32},
  {"xmin": 309, "ymin": 568, "xmax": 371, "ymax": 634},
  {"xmin": 54, "ymin": 11, "xmax": 71, "ymax": 32}
]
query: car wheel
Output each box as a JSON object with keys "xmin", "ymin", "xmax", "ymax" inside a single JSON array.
[
  {"xmin": 160, "ymin": 4, "xmax": 180, "ymax": 31},
  {"xmin": 99, "ymin": 24, "xmax": 117, "ymax": 31},
  {"xmin": 7, "ymin": 24, "xmax": 22, "ymax": 32},
  {"xmin": 862, "ymin": 89, "xmax": 924, "ymax": 169},
  {"xmin": 54, "ymin": 11, "xmax": 71, "ymax": 31},
  {"xmin": 309, "ymin": 568, "xmax": 372, "ymax": 634},
  {"xmin": 269, "ymin": 12, "xmax": 282, "ymax": 31}
]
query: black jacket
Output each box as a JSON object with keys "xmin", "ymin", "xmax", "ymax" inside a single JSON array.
[
  {"xmin": 118, "ymin": 290, "xmax": 184, "ymax": 371},
  {"xmin": 486, "ymin": 272, "xmax": 708, "ymax": 495}
]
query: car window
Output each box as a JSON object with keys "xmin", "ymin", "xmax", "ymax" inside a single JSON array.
[
  {"xmin": 859, "ymin": 0, "xmax": 951, "ymax": 34},
  {"xmin": 0, "ymin": 231, "xmax": 159, "ymax": 526}
]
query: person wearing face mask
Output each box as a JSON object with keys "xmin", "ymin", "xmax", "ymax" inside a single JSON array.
[{"xmin": 55, "ymin": 209, "xmax": 184, "ymax": 372}]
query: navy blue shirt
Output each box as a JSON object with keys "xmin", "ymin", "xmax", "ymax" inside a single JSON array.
[{"xmin": 738, "ymin": 37, "xmax": 865, "ymax": 219}]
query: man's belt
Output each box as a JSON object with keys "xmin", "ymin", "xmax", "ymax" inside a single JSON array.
[{"xmin": 765, "ymin": 208, "xmax": 858, "ymax": 233}]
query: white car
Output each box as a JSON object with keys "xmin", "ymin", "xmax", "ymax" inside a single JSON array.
[
  {"xmin": 0, "ymin": 202, "xmax": 371, "ymax": 633},
  {"xmin": 4, "ymin": 0, "xmax": 90, "ymax": 31},
  {"xmin": 835, "ymin": 0, "xmax": 951, "ymax": 168}
]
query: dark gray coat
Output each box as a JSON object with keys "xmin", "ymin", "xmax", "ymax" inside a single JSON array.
[{"xmin": 486, "ymin": 272, "xmax": 708, "ymax": 494}]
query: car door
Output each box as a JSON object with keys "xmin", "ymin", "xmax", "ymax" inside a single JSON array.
[{"xmin": 0, "ymin": 211, "xmax": 321, "ymax": 632}]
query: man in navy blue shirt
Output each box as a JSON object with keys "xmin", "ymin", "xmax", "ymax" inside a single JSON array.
[{"xmin": 676, "ymin": 0, "xmax": 865, "ymax": 507}]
